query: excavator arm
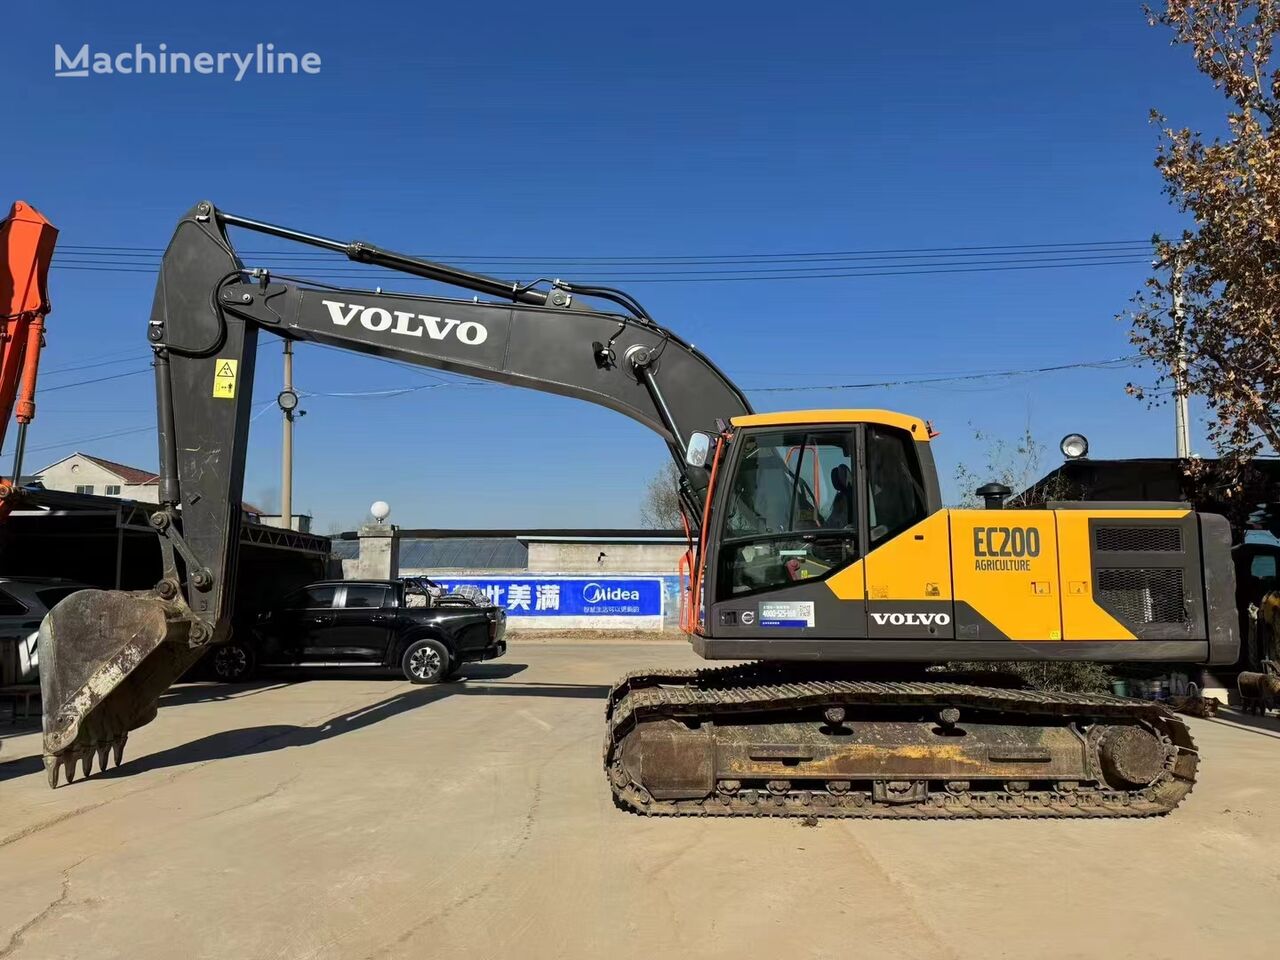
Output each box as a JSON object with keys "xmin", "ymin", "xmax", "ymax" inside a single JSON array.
[
  {"xmin": 0, "ymin": 201, "xmax": 57, "ymax": 516},
  {"xmin": 38, "ymin": 201, "xmax": 750, "ymax": 783}
]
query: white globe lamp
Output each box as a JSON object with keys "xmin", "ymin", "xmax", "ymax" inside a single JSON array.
[{"xmin": 370, "ymin": 500, "xmax": 391, "ymax": 524}]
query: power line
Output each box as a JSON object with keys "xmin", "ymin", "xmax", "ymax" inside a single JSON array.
[
  {"xmin": 36, "ymin": 369, "xmax": 151, "ymax": 393},
  {"xmin": 25, "ymin": 400, "xmax": 278, "ymax": 456},
  {"xmin": 23, "ymin": 424, "xmax": 155, "ymax": 454},
  {"xmin": 301, "ymin": 382, "xmax": 489, "ymax": 399},
  {"xmin": 40, "ymin": 351, "xmax": 149, "ymax": 376},
  {"xmin": 17, "ymin": 357, "xmax": 1141, "ymax": 460},
  {"xmin": 277, "ymin": 356, "xmax": 1145, "ymax": 399},
  {"xmin": 48, "ymin": 234, "xmax": 1161, "ymax": 290},
  {"xmin": 49, "ymin": 256, "xmax": 1154, "ymax": 284},
  {"xmin": 52, "ymin": 249, "xmax": 1152, "ymax": 275},
  {"xmin": 746, "ymin": 356, "xmax": 1139, "ymax": 392},
  {"xmin": 56, "ymin": 237, "xmax": 1155, "ymax": 263}
]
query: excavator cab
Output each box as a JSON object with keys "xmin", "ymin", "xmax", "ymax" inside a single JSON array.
[{"xmin": 685, "ymin": 410, "xmax": 1236, "ymax": 669}]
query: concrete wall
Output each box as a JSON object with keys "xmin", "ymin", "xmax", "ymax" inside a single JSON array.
[
  {"xmin": 526, "ymin": 541, "xmax": 684, "ymax": 574},
  {"xmin": 346, "ymin": 524, "xmax": 399, "ymax": 579}
]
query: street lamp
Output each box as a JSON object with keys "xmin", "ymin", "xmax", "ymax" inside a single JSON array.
[{"xmin": 1060, "ymin": 433, "xmax": 1089, "ymax": 460}]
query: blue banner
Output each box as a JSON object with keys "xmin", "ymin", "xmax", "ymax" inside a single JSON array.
[{"xmin": 432, "ymin": 576, "xmax": 665, "ymax": 617}]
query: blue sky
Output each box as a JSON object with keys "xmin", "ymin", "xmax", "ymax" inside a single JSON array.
[{"xmin": 5, "ymin": 1, "xmax": 1225, "ymax": 530}]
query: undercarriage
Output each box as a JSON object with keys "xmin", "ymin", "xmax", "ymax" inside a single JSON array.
[{"xmin": 604, "ymin": 663, "xmax": 1197, "ymax": 819}]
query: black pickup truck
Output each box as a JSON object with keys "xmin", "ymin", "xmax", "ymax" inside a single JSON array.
[{"xmin": 208, "ymin": 578, "xmax": 506, "ymax": 683}]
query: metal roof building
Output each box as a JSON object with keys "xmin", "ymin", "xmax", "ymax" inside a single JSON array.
[{"xmin": 336, "ymin": 528, "xmax": 685, "ymax": 575}]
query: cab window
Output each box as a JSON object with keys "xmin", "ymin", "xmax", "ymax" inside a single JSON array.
[
  {"xmin": 718, "ymin": 429, "xmax": 858, "ymax": 598},
  {"xmin": 284, "ymin": 584, "xmax": 337, "ymax": 609},
  {"xmin": 342, "ymin": 584, "xmax": 389, "ymax": 609},
  {"xmin": 865, "ymin": 426, "xmax": 928, "ymax": 546}
]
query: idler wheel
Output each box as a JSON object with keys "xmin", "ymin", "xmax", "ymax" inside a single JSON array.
[{"xmin": 1098, "ymin": 725, "xmax": 1165, "ymax": 787}]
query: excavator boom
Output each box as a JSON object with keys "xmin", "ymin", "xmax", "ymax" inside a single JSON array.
[{"xmin": 38, "ymin": 201, "xmax": 750, "ymax": 782}]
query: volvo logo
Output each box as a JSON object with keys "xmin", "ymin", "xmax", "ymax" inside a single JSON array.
[
  {"xmin": 322, "ymin": 299, "xmax": 489, "ymax": 345},
  {"xmin": 871, "ymin": 612, "xmax": 951, "ymax": 626},
  {"xmin": 582, "ymin": 582, "xmax": 641, "ymax": 603}
]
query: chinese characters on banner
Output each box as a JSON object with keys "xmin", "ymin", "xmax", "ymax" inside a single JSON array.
[{"xmin": 432, "ymin": 577, "xmax": 664, "ymax": 617}]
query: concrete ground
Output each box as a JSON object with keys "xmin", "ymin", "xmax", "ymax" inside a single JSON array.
[{"xmin": 1, "ymin": 641, "xmax": 1278, "ymax": 960}]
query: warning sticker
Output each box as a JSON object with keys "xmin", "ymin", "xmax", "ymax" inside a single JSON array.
[
  {"xmin": 212, "ymin": 359, "xmax": 238, "ymax": 399},
  {"xmin": 759, "ymin": 601, "xmax": 815, "ymax": 629}
]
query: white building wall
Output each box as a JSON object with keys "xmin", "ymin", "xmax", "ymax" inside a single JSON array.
[
  {"xmin": 526, "ymin": 541, "xmax": 684, "ymax": 574},
  {"xmin": 33, "ymin": 455, "xmax": 158, "ymax": 501}
]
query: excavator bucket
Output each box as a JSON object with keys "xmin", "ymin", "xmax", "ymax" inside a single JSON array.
[{"xmin": 39, "ymin": 590, "xmax": 202, "ymax": 786}]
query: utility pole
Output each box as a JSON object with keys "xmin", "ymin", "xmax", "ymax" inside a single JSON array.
[
  {"xmin": 277, "ymin": 341, "xmax": 301, "ymax": 530},
  {"xmin": 1172, "ymin": 246, "xmax": 1192, "ymax": 459}
]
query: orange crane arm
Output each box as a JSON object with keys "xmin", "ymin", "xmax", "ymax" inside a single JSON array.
[{"xmin": 0, "ymin": 200, "xmax": 58, "ymax": 512}]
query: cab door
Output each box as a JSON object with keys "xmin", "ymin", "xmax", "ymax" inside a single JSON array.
[
  {"xmin": 706, "ymin": 426, "xmax": 865, "ymax": 637},
  {"xmin": 322, "ymin": 584, "xmax": 394, "ymax": 662},
  {"xmin": 859, "ymin": 425, "xmax": 954, "ymax": 639},
  {"xmin": 276, "ymin": 583, "xmax": 338, "ymax": 662}
]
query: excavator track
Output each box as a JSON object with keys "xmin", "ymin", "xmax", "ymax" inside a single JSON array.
[{"xmin": 604, "ymin": 665, "xmax": 1198, "ymax": 819}]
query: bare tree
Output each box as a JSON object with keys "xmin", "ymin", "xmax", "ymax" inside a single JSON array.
[
  {"xmin": 951, "ymin": 424, "xmax": 1068, "ymax": 507},
  {"xmin": 1127, "ymin": 1, "xmax": 1280, "ymax": 465},
  {"xmin": 949, "ymin": 426, "xmax": 1104, "ymax": 691},
  {"xmin": 640, "ymin": 461, "xmax": 683, "ymax": 529}
]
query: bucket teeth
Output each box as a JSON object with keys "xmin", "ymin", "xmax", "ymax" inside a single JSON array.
[{"xmin": 42, "ymin": 735, "xmax": 128, "ymax": 789}]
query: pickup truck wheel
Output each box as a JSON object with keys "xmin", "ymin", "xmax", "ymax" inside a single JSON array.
[
  {"xmin": 402, "ymin": 638, "xmax": 449, "ymax": 684},
  {"xmin": 211, "ymin": 641, "xmax": 255, "ymax": 683}
]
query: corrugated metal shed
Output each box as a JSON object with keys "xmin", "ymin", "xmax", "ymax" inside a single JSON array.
[
  {"xmin": 336, "ymin": 530, "xmax": 684, "ymax": 570},
  {"xmin": 399, "ymin": 537, "xmax": 528, "ymax": 570},
  {"xmin": 333, "ymin": 537, "xmax": 527, "ymax": 568}
]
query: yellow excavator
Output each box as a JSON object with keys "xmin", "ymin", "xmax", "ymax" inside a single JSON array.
[{"xmin": 38, "ymin": 202, "xmax": 1238, "ymax": 818}]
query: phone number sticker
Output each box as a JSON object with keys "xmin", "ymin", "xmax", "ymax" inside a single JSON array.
[{"xmin": 758, "ymin": 601, "xmax": 815, "ymax": 628}]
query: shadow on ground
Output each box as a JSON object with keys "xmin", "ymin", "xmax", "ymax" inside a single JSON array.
[
  {"xmin": 0, "ymin": 753, "xmax": 43, "ymax": 782},
  {"xmin": 1205, "ymin": 707, "xmax": 1280, "ymax": 740},
  {"xmin": 84, "ymin": 673, "xmax": 604, "ymax": 781},
  {"xmin": 0, "ymin": 664, "xmax": 589, "ymax": 784}
]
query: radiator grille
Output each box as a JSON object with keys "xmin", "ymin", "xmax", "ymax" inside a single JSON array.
[
  {"xmin": 1095, "ymin": 526, "xmax": 1183, "ymax": 553},
  {"xmin": 1096, "ymin": 567, "xmax": 1188, "ymax": 625}
]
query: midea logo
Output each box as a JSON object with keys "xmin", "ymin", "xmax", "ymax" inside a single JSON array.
[
  {"xmin": 583, "ymin": 583, "xmax": 641, "ymax": 603},
  {"xmin": 323, "ymin": 300, "xmax": 489, "ymax": 346},
  {"xmin": 871, "ymin": 612, "xmax": 951, "ymax": 626}
]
